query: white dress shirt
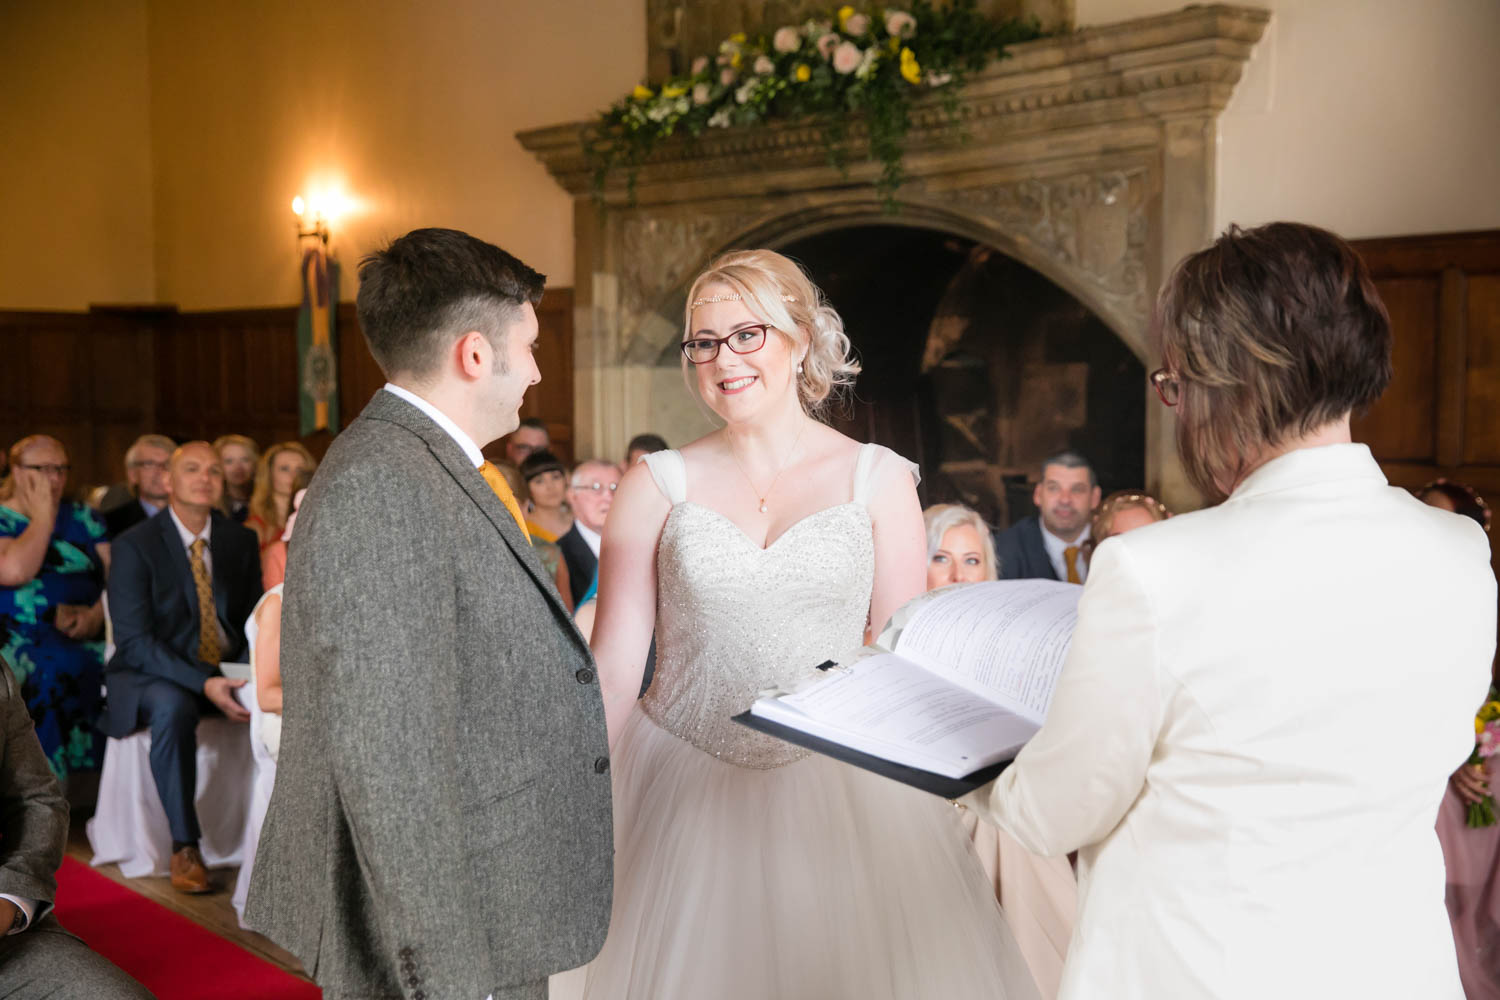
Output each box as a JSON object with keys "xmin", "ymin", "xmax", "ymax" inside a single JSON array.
[
  {"xmin": 1040, "ymin": 522, "xmax": 1090, "ymax": 583},
  {"xmin": 169, "ymin": 505, "xmax": 228, "ymax": 650},
  {"xmin": 139, "ymin": 499, "xmax": 161, "ymax": 518},
  {"xmin": 574, "ymin": 521, "xmax": 602, "ymax": 557},
  {"xmin": 383, "ymin": 383, "xmax": 483, "ymax": 469}
]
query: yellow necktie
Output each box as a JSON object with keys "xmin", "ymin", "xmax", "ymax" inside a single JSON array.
[
  {"xmin": 479, "ymin": 461, "xmax": 532, "ymax": 545},
  {"xmin": 189, "ymin": 539, "xmax": 221, "ymax": 665},
  {"xmin": 1063, "ymin": 545, "xmax": 1082, "ymax": 585}
]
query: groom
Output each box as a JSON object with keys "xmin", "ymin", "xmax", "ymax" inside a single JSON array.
[{"xmin": 246, "ymin": 229, "xmax": 613, "ymax": 1000}]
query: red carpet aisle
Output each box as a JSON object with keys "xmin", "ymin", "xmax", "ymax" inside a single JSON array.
[{"xmin": 52, "ymin": 858, "xmax": 322, "ymax": 1000}]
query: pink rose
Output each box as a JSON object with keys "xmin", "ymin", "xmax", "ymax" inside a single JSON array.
[
  {"xmin": 693, "ymin": 82, "xmax": 712, "ymax": 105},
  {"xmin": 754, "ymin": 54, "xmax": 775, "ymax": 75},
  {"xmin": 885, "ymin": 10, "xmax": 916, "ymax": 39},
  {"xmin": 773, "ymin": 26, "xmax": 801, "ymax": 53},
  {"xmin": 844, "ymin": 12, "xmax": 870, "ymax": 35},
  {"xmin": 832, "ymin": 40, "xmax": 862, "ymax": 74},
  {"xmin": 720, "ymin": 67, "xmax": 737, "ymax": 86},
  {"xmin": 816, "ymin": 33, "xmax": 840, "ymax": 59},
  {"xmin": 691, "ymin": 55, "xmax": 709, "ymax": 76}
]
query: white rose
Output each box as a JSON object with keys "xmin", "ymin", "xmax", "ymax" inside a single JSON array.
[
  {"xmin": 691, "ymin": 55, "xmax": 709, "ymax": 75},
  {"xmin": 708, "ymin": 107, "xmax": 732, "ymax": 128},
  {"xmin": 817, "ymin": 33, "xmax": 840, "ymax": 60},
  {"xmin": 720, "ymin": 67, "xmax": 737, "ymax": 85},
  {"xmin": 855, "ymin": 46, "xmax": 879, "ymax": 80},
  {"xmin": 735, "ymin": 81, "xmax": 755, "ymax": 104},
  {"xmin": 773, "ymin": 26, "xmax": 800, "ymax": 53},
  {"xmin": 832, "ymin": 40, "xmax": 861, "ymax": 74},
  {"xmin": 693, "ymin": 82, "xmax": 712, "ymax": 105},
  {"xmin": 754, "ymin": 55, "xmax": 775, "ymax": 75},
  {"xmin": 845, "ymin": 12, "xmax": 870, "ymax": 35}
]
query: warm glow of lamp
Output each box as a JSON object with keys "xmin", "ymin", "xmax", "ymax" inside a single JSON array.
[{"xmin": 291, "ymin": 195, "xmax": 305, "ymax": 217}]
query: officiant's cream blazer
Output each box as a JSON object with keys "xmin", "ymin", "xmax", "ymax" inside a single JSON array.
[{"xmin": 965, "ymin": 443, "xmax": 1496, "ymax": 1000}]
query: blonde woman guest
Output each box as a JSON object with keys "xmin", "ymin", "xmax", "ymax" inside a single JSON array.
[
  {"xmin": 578, "ymin": 250, "xmax": 1039, "ymax": 998},
  {"xmin": 961, "ymin": 223, "xmax": 1497, "ymax": 999},
  {"xmin": 1080, "ymin": 491, "xmax": 1171, "ymax": 561},
  {"xmin": 924, "ymin": 502, "xmax": 1077, "ymax": 999},
  {"xmin": 245, "ymin": 441, "xmax": 316, "ymax": 550},
  {"xmin": 213, "ymin": 434, "xmax": 259, "ymax": 523}
]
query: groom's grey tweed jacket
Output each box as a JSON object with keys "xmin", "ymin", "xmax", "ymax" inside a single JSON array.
[{"xmin": 246, "ymin": 390, "xmax": 613, "ymax": 999}]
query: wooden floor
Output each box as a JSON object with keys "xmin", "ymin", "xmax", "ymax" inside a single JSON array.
[{"xmin": 64, "ymin": 819, "xmax": 313, "ymax": 984}]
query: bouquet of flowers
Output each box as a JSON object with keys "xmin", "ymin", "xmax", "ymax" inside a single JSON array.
[{"xmin": 1465, "ymin": 691, "xmax": 1500, "ymax": 827}]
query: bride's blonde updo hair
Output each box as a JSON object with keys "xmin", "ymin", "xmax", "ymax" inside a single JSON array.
[{"xmin": 683, "ymin": 249, "xmax": 860, "ymax": 418}]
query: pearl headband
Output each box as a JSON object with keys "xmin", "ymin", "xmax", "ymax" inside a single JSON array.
[{"xmin": 691, "ymin": 292, "xmax": 797, "ymax": 308}]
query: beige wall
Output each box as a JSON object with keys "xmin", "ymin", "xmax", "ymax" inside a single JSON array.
[
  {"xmin": 0, "ymin": 0, "xmax": 156, "ymax": 310},
  {"xmin": 1076, "ymin": 0, "xmax": 1500, "ymax": 240},
  {"xmin": 147, "ymin": 0, "xmax": 644, "ymax": 308}
]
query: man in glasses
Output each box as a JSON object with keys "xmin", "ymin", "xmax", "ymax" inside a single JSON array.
[
  {"xmin": 558, "ymin": 460, "xmax": 620, "ymax": 608},
  {"xmin": 103, "ymin": 434, "xmax": 176, "ymax": 540}
]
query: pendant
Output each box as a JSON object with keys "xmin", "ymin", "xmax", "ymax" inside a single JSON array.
[{"xmin": 759, "ymin": 501, "xmax": 768, "ymax": 513}]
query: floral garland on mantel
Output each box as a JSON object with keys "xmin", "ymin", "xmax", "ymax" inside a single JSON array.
[{"xmin": 587, "ymin": 1, "xmax": 1045, "ymax": 209}]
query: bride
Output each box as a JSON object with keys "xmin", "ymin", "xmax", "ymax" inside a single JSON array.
[{"xmin": 574, "ymin": 250, "xmax": 1039, "ymax": 999}]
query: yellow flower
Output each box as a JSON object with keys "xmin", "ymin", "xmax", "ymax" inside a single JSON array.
[
  {"xmin": 795, "ymin": 63, "xmax": 811, "ymax": 82},
  {"xmin": 838, "ymin": 6, "xmax": 855, "ymax": 29},
  {"xmin": 632, "ymin": 84, "xmax": 654, "ymax": 100},
  {"xmin": 899, "ymin": 46, "xmax": 921, "ymax": 85},
  {"xmin": 662, "ymin": 84, "xmax": 687, "ymax": 98},
  {"xmin": 729, "ymin": 31, "xmax": 747, "ymax": 44},
  {"xmin": 731, "ymin": 51, "xmax": 743, "ymax": 69}
]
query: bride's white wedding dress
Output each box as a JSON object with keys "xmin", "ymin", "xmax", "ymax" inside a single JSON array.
[{"xmin": 567, "ymin": 444, "xmax": 1039, "ymax": 999}]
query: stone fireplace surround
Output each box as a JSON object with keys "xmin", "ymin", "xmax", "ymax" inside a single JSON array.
[{"xmin": 519, "ymin": 4, "xmax": 1269, "ymax": 512}]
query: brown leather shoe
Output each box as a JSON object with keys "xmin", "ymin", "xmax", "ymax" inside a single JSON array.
[{"xmin": 169, "ymin": 846, "xmax": 212, "ymax": 894}]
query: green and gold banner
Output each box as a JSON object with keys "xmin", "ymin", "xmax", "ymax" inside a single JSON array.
[{"xmin": 297, "ymin": 246, "xmax": 339, "ymax": 436}]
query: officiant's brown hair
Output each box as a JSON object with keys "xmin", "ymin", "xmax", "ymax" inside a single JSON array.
[{"xmin": 1155, "ymin": 222, "xmax": 1392, "ymax": 503}]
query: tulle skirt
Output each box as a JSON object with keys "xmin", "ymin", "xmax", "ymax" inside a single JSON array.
[{"xmin": 555, "ymin": 708, "xmax": 1041, "ymax": 1000}]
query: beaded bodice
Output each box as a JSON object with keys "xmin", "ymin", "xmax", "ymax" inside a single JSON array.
[{"xmin": 638, "ymin": 444, "xmax": 912, "ymax": 769}]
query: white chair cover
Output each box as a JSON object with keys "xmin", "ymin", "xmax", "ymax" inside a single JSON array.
[
  {"xmin": 231, "ymin": 678, "xmax": 277, "ymax": 927},
  {"xmin": 86, "ymin": 715, "xmax": 254, "ymax": 878}
]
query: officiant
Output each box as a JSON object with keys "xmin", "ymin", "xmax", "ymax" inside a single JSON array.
[{"xmin": 960, "ymin": 222, "xmax": 1497, "ymax": 1000}]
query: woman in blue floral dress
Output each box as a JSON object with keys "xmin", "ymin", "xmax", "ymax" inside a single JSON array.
[{"xmin": 0, "ymin": 435, "xmax": 110, "ymax": 779}]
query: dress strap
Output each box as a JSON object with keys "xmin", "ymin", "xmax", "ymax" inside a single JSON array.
[
  {"xmin": 641, "ymin": 450, "xmax": 689, "ymax": 505},
  {"xmin": 852, "ymin": 443, "xmax": 920, "ymax": 506}
]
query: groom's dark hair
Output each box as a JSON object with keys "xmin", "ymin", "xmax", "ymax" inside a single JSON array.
[{"xmin": 356, "ymin": 227, "xmax": 545, "ymax": 380}]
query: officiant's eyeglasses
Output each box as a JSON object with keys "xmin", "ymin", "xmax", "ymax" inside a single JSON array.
[
  {"xmin": 681, "ymin": 325, "xmax": 770, "ymax": 364},
  {"xmin": 1150, "ymin": 368, "xmax": 1181, "ymax": 407},
  {"xmin": 571, "ymin": 481, "xmax": 617, "ymax": 493}
]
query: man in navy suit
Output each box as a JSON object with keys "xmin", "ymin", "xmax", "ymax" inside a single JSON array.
[
  {"xmin": 104, "ymin": 441, "xmax": 261, "ymax": 893},
  {"xmin": 996, "ymin": 450, "xmax": 1102, "ymax": 583}
]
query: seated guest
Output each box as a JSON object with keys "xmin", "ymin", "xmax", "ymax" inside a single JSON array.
[
  {"xmin": 922, "ymin": 501, "xmax": 1076, "ymax": 998},
  {"xmin": 259, "ymin": 472, "xmax": 312, "ymax": 591},
  {"xmin": 0, "ymin": 436, "xmax": 109, "ymax": 781},
  {"xmin": 962, "ymin": 222, "xmax": 1497, "ymax": 998},
  {"xmin": 245, "ymin": 441, "xmax": 316, "ymax": 551},
  {"xmin": 924, "ymin": 503, "xmax": 998, "ymax": 588},
  {"xmin": 213, "ymin": 434, "xmax": 259, "ymax": 523},
  {"xmin": 558, "ymin": 459, "xmax": 619, "ymax": 608},
  {"xmin": 1081, "ymin": 491, "xmax": 1171, "ymax": 561},
  {"xmin": 504, "ymin": 416, "xmax": 550, "ymax": 467},
  {"xmin": 521, "ymin": 449, "xmax": 574, "ymax": 543},
  {"xmin": 624, "ymin": 432, "xmax": 669, "ymax": 470},
  {"xmin": 104, "ymin": 441, "xmax": 260, "ymax": 894},
  {"xmin": 995, "ymin": 451, "xmax": 1101, "ymax": 583},
  {"xmin": 103, "ymin": 434, "xmax": 175, "ymax": 540},
  {"xmin": 0, "ymin": 652, "xmax": 153, "ymax": 997}
]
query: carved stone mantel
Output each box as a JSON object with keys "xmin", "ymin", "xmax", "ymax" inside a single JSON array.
[{"xmin": 518, "ymin": 4, "xmax": 1269, "ymax": 511}]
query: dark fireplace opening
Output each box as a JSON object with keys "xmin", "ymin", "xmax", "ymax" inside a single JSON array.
[{"xmin": 778, "ymin": 224, "xmax": 1145, "ymax": 529}]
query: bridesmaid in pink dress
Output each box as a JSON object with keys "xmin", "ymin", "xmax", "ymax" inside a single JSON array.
[
  {"xmin": 1419, "ymin": 480, "xmax": 1499, "ymax": 998},
  {"xmin": 923, "ymin": 503, "xmax": 1077, "ymax": 999}
]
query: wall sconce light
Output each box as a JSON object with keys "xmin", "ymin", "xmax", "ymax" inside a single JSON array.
[{"xmin": 292, "ymin": 195, "xmax": 329, "ymax": 246}]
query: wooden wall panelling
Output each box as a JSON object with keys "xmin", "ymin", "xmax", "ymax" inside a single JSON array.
[{"xmin": 512, "ymin": 287, "xmax": 575, "ymax": 466}]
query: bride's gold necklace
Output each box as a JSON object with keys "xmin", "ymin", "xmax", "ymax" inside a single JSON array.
[{"xmin": 727, "ymin": 421, "xmax": 809, "ymax": 514}]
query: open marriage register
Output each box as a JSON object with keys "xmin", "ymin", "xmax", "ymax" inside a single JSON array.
[{"xmin": 733, "ymin": 579, "xmax": 1081, "ymax": 798}]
